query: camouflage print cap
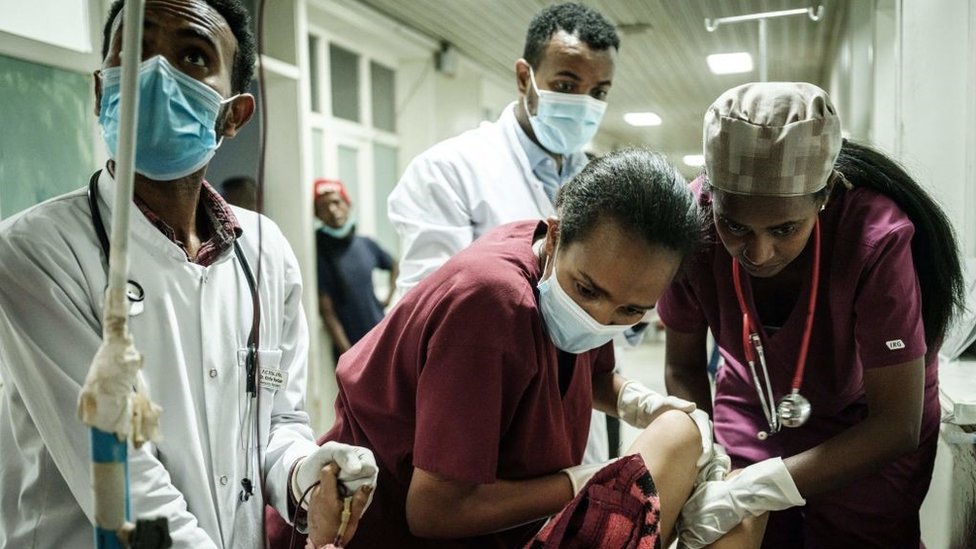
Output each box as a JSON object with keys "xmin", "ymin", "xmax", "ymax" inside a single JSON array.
[{"xmin": 703, "ymin": 82, "xmax": 842, "ymax": 196}]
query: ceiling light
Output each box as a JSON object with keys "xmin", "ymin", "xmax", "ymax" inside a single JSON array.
[
  {"xmin": 706, "ymin": 52, "xmax": 753, "ymax": 75},
  {"xmin": 683, "ymin": 154, "xmax": 705, "ymax": 167},
  {"xmin": 624, "ymin": 112, "xmax": 662, "ymax": 127}
]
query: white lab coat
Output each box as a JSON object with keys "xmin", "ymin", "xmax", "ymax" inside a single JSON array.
[
  {"xmin": 387, "ymin": 104, "xmax": 609, "ymax": 464},
  {"xmin": 388, "ymin": 103, "xmax": 583, "ymax": 293},
  {"xmin": 0, "ymin": 169, "xmax": 318, "ymax": 548}
]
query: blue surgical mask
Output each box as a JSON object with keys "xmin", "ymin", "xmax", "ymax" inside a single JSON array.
[
  {"xmin": 319, "ymin": 216, "xmax": 356, "ymax": 239},
  {"xmin": 99, "ymin": 55, "xmax": 235, "ymax": 181},
  {"xmin": 537, "ymin": 248, "xmax": 632, "ymax": 353},
  {"xmin": 523, "ymin": 66, "xmax": 607, "ymax": 155}
]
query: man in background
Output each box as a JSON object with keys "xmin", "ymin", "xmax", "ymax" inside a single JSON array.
[
  {"xmin": 219, "ymin": 175, "xmax": 258, "ymax": 210},
  {"xmin": 315, "ymin": 179, "xmax": 398, "ymax": 363},
  {"xmin": 387, "ymin": 1, "xmax": 619, "ymax": 463}
]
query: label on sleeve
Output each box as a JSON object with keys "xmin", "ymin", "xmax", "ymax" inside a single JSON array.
[
  {"xmin": 886, "ymin": 339, "xmax": 906, "ymax": 350},
  {"xmin": 259, "ymin": 367, "xmax": 287, "ymax": 391}
]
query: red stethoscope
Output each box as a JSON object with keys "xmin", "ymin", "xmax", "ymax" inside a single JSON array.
[{"xmin": 732, "ymin": 219, "xmax": 820, "ymax": 440}]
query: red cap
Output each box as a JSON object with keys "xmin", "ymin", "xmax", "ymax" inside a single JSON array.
[{"xmin": 313, "ymin": 178, "xmax": 351, "ymax": 205}]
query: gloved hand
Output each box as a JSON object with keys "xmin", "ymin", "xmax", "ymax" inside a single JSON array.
[
  {"xmin": 292, "ymin": 441, "xmax": 378, "ymax": 511},
  {"xmin": 695, "ymin": 442, "xmax": 731, "ymax": 484},
  {"xmin": 616, "ymin": 379, "xmax": 696, "ymax": 430},
  {"xmin": 687, "ymin": 409, "xmax": 716, "ymax": 467},
  {"xmin": 677, "ymin": 457, "xmax": 805, "ymax": 549},
  {"xmin": 562, "ymin": 458, "xmax": 620, "ymax": 495}
]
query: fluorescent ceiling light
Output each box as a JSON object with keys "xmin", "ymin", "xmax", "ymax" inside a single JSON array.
[
  {"xmin": 683, "ymin": 154, "xmax": 705, "ymax": 167},
  {"xmin": 624, "ymin": 112, "xmax": 662, "ymax": 127},
  {"xmin": 707, "ymin": 52, "xmax": 753, "ymax": 75}
]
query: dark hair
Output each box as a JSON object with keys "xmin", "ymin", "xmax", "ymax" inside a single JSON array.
[
  {"xmin": 102, "ymin": 0, "xmax": 256, "ymax": 93},
  {"xmin": 834, "ymin": 139, "xmax": 964, "ymax": 347},
  {"xmin": 522, "ymin": 2, "xmax": 620, "ymax": 68},
  {"xmin": 556, "ymin": 148, "xmax": 700, "ymax": 255}
]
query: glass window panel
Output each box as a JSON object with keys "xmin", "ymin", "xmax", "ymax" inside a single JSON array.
[
  {"xmin": 0, "ymin": 54, "xmax": 96, "ymax": 218},
  {"xmin": 372, "ymin": 143, "xmax": 399, "ymax": 254},
  {"xmin": 311, "ymin": 128, "xmax": 325, "ymax": 179},
  {"xmin": 307, "ymin": 35, "xmax": 321, "ymax": 113},
  {"xmin": 329, "ymin": 44, "xmax": 360, "ymax": 122},
  {"xmin": 370, "ymin": 62, "xmax": 396, "ymax": 132},
  {"xmin": 337, "ymin": 145, "xmax": 359, "ymax": 205}
]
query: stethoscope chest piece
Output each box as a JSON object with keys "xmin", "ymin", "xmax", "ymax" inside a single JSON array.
[
  {"xmin": 777, "ymin": 392, "xmax": 812, "ymax": 428},
  {"xmin": 126, "ymin": 280, "xmax": 145, "ymax": 316}
]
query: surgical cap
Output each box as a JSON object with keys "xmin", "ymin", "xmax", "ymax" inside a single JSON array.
[
  {"xmin": 703, "ymin": 82, "xmax": 842, "ymax": 196},
  {"xmin": 313, "ymin": 178, "xmax": 351, "ymax": 205}
]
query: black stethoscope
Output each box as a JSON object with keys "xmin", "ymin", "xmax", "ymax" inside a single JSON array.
[
  {"xmin": 731, "ymin": 218, "xmax": 820, "ymax": 440},
  {"xmin": 87, "ymin": 170, "xmax": 262, "ymax": 502}
]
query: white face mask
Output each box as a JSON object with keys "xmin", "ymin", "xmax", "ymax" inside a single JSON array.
[
  {"xmin": 536, "ymin": 248, "xmax": 633, "ymax": 353},
  {"xmin": 523, "ymin": 65, "xmax": 607, "ymax": 155}
]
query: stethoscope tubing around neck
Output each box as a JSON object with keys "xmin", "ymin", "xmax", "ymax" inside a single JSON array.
[
  {"xmin": 87, "ymin": 169, "xmax": 263, "ymax": 501},
  {"xmin": 86, "ymin": 170, "xmax": 259, "ymax": 330},
  {"xmin": 732, "ymin": 218, "xmax": 821, "ymax": 403}
]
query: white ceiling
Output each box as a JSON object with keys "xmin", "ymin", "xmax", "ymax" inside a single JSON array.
[{"xmin": 355, "ymin": 0, "xmax": 850, "ymax": 175}]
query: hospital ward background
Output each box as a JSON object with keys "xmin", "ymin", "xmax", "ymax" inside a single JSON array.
[{"xmin": 1, "ymin": 0, "xmax": 975, "ymax": 547}]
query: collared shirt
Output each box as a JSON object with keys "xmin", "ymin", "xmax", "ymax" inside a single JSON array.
[
  {"xmin": 133, "ymin": 181, "xmax": 241, "ymax": 267},
  {"xmin": 513, "ymin": 121, "xmax": 589, "ymax": 204},
  {"xmin": 0, "ymin": 168, "xmax": 318, "ymax": 548}
]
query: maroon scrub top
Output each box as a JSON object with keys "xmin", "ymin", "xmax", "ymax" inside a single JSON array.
[
  {"xmin": 659, "ymin": 179, "xmax": 940, "ymax": 547},
  {"xmin": 326, "ymin": 220, "xmax": 614, "ymax": 548}
]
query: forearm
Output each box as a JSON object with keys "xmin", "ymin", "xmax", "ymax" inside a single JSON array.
[
  {"xmin": 407, "ymin": 472, "xmax": 573, "ymax": 539},
  {"xmin": 785, "ymin": 412, "xmax": 920, "ymax": 496},
  {"xmin": 786, "ymin": 358, "xmax": 924, "ymax": 496},
  {"xmin": 385, "ymin": 265, "xmax": 399, "ymax": 306},
  {"xmin": 319, "ymin": 310, "xmax": 351, "ymax": 352},
  {"xmin": 665, "ymin": 362, "xmax": 712, "ymax": 414},
  {"xmin": 664, "ymin": 328, "xmax": 713, "ymax": 413},
  {"xmin": 591, "ymin": 371, "xmax": 625, "ymax": 415}
]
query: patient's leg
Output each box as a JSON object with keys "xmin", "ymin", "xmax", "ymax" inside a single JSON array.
[
  {"xmin": 625, "ymin": 412, "xmax": 768, "ymax": 549},
  {"xmin": 623, "ymin": 409, "xmax": 701, "ymax": 543}
]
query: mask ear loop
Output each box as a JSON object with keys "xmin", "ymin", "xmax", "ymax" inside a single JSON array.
[
  {"xmin": 521, "ymin": 63, "xmax": 543, "ymax": 118},
  {"xmin": 213, "ymin": 94, "xmax": 241, "ymax": 149}
]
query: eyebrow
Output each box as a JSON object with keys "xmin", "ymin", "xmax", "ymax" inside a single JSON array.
[
  {"xmin": 173, "ymin": 26, "xmax": 221, "ymax": 55},
  {"xmin": 553, "ymin": 70, "xmax": 581, "ymax": 81},
  {"xmin": 718, "ymin": 214, "xmax": 801, "ymax": 231},
  {"xmin": 134, "ymin": 19, "xmax": 220, "ymax": 55},
  {"xmin": 579, "ymin": 272, "xmax": 655, "ymax": 310}
]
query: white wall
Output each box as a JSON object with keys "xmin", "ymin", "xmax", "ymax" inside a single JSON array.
[
  {"xmin": 832, "ymin": 0, "xmax": 976, "ymax": 257},
  {"xmin": 397, "ymin": 50, "xmax": 514, "ymax": 175},
  {"xmin": 897, "ymin": 0, "xmax": 974, "ymax": 256},
  {"xmin": 828, "ymin": 2, "xmax": 976, "ymax": 545}
]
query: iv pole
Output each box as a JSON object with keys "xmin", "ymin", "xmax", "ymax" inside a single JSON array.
[
  {"xmin": 77, "ymin": 1, "xmax": 170, "ymax": 547},
  {"xmin": 705, "ymin": 6, "xmax": 825, "ymax": 81}
]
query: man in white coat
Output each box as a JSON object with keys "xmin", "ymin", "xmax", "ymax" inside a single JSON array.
[
  {"xmin": 0, "ymin": 1, "xmax": 374, "ymax": 547},
  {"xmin": 387, "ymin": 2, "xmax": 619, "ymax": 464}
]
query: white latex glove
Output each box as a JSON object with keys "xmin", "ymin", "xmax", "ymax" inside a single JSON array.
[
  {"xmin": 677, "ymin": 457, "xmax": 805, "ymax": 549},
  {"xmin": 688, "ymin": 409, "xmax": 715, "ymax": 468},
  {"xmin": 562, "ymin": 458, "xmax": 620, "ymax": 495},
  {"xmin": 616, "ymin": 379, "xmax": 695, "ymax": 429},
  {"xmin": 695, "ymin": 443, "xmax": 731, "ymax": 484},
  {"xmin": 292, "ymin": 441, "xmax": 378, "ymax": 511}
]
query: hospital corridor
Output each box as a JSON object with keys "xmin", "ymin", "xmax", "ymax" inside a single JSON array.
[{"xmin": 0, "ymin": 0, "xmax": 975, "ymax": 548}]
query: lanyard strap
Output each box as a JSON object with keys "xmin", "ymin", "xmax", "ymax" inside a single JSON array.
[{"xmin": 732, "ymin": 218, "xmax": 821, "ymax": 393}]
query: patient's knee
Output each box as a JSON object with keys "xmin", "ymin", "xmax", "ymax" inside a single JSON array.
[{"xmin": 632, "ymin": 409, "xmax": 701, "ymax": 464}]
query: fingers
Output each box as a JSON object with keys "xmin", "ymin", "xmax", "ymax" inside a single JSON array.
[
  {"xmin": 318, "ymin": 462, "xmax": 341, "ymax": 498},
  {"xmin": 306, "ymin": 463, "xmax": 343, "ymax": 547},
  {"xmin": 334, "ymin": 449, "xmax": 364, "ymax": 477},
  {"xmin": 339, "ymin": 486, "xmax": 372, "ymax": 546}
]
